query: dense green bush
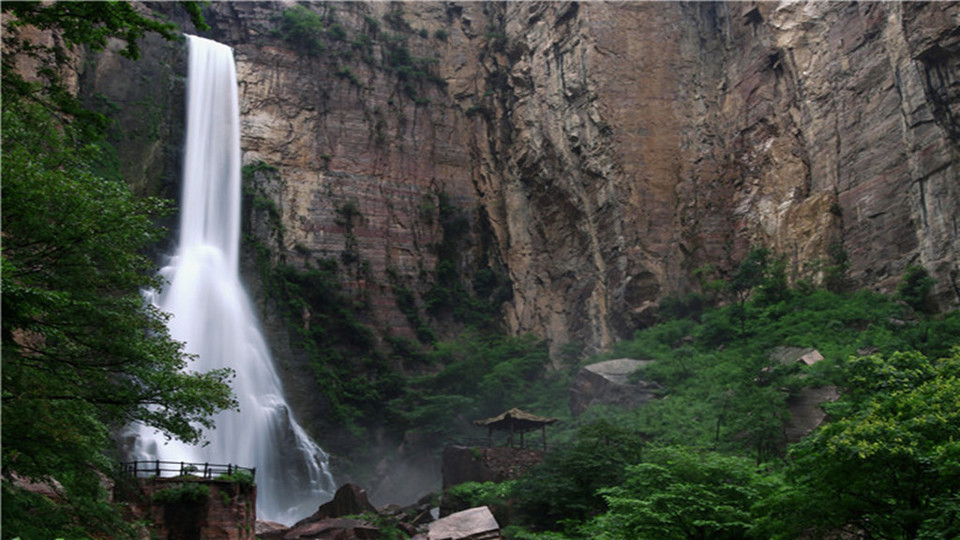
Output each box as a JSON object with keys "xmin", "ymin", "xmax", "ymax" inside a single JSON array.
[
  {"xmin": 897, "ymin": 264, "xmax": 937, "ymax": 314},
  {"xmin": 510, "ymin": 421, "xmax": 647, "ymax": 532},
  {"xmin": 392, "ymin": 331, "xmax": 559, "ymax": 439},
  {"xmin": 756, "ymin": 348, "xmax": 960, "ymax": 539},
  {"xmin": 275, "ymin": 5, "xmax": 327, "ymax": 56},
  {"xmin": 583, "ymin": 446, "xmax": 781, "ymax": 540},
  {"xmin": 1, "ymin": 5, "xmax": 234, "ymax": 538},
  {"xmin": 152, "ymin": 483, "xmax": 211, "ymax": 505}
]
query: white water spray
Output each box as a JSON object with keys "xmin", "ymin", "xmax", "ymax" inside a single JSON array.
[{"xmin": 133, "ymin": 35, "xmax": 335, "ymax": 524}]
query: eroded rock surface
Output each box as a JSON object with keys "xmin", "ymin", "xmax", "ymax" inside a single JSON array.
[
  {"xmin": 205, "ymin": 1, "xmax": 959, "ymax": 359},
  {"xmin": 91, "ymin": 1, "xmax": 959, "ymax": 359}
]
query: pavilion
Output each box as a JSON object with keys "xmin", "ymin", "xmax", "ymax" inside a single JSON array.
[{"xmin": 473, "ymin": 408, "xmax": 558, "ymax": 451}]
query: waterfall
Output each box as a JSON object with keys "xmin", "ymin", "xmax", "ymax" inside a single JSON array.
[{"xmin": 133, "ymin": 35, "xmax": 335, "ymax": 524}]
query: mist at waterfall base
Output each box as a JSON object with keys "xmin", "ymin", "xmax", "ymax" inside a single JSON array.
[{"xmin": 131, "ymin": 35, "xmax": 335, "ymax": 525}]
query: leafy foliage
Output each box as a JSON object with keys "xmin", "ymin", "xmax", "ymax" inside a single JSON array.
[
  {"xmin": 2, "ymin": 1, "xmax": 206, "ymax": 139},
  {"xmin": 760, "ymin": 349, "xmax": 960, "ymax": 539},
  {"xmin": 274, "ymin": 5, "xmax": 328, "ymax": 56},
  {"xmin": 152, "ymin": 482, "xmax": 211, "ymax": 505},
  {"xmin": 823, "ymin": 242, "xmax": 852, "ymax": 293},
  {"xmin": 445, "ymin": 479, "xmax": 519, "ymax": 524},
  {"xmin": 584, "ymin": 446, "xmax": 780, "ymax": 540},
  {"xmin": 511, "ymin": 421, "xmax": 647, "ymax": 532},
  {"xmin": 897, "ymin": 264, "xmax": 937, "ymax": 314},
  {"xmin": 1, "ymin": 5, "xmax": 236, "ymax": 538},
  {"xmin": 442, "ymin": 265, "xmax": 957, "ymax": 540},
  {"xmin": 394, "ymin": 331, "xmax": 559, "ymax": 440},
  {"xmin": 271, "ymin": 259, "xmax": 403, "ymax": 432},
  {"xmin": 423, "ymin": 191, "xmax": 511, "ymax": 327}
]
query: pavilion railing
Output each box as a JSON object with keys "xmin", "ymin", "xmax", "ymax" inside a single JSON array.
[
  {"xmin": 119, "ymin": 460, "xmax": 255, "ymax": 481},
  {"xmin": 447, "ymin": 437, "xmax": 554, "ymax": 451}
]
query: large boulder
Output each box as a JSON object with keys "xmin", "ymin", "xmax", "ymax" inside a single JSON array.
[
  {"xmin": 784, "ymin": 386, "xmax": 841, "ymax": 442},
  {"xmin": 412, "ymin": 506, "xmax": 501, "ymax": 540},
  {"xmin": 279, "ymin": 517, "xmax": 379, "ymax": 539},
  {"xmin": 569, "ymin": 358, "xmax": 661, "ymax": 416},
  {"xmin": 766, "ymin": 347, "xmax": 839, "ymax": 442},
  {"xmin": 295, "ymin": 484, "xmax": 376, "ymax": 527}
]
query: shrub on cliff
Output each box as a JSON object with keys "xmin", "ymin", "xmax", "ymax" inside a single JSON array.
[{"xmin": 275, "ymin": 5, "xmax": 327, "ymax": 56}]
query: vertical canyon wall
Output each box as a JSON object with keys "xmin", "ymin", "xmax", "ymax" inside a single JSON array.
[{"xmin": 87, "ymin": 1, "xmax": 959, "ymax": 363}]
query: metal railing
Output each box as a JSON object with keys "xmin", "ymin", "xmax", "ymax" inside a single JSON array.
[{"xmin": 120, "ymin": 460, "xmax": 255, "ymax": 481}]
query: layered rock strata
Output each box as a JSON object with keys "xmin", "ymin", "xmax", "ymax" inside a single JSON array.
[{"xmin": 88, "ymin": 1, "xmax": 959, "ymax": 359}]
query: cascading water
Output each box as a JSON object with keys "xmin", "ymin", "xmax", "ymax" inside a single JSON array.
[{"xmin": 132, "ymin": 35, "xmax": 335, "ymax": 524}]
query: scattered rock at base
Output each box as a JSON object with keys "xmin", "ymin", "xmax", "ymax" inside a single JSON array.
[
  {"xmin": 9, "ymin": 472, "xmax": 64, "ymax": 501},
  {"xmin": 280, "ymin": 517, "xmax": 378, "ymax": 539},
  {"xmin": 256, "ymin": 520, "xmax": 289, "ymax": 538},
  {"xmin": 569, "ymin": 358, "xmax": 661, "ymax": 416},
  {"xmin": 412, "ymin": 506, "xmax": 501, "ymax": 540}
]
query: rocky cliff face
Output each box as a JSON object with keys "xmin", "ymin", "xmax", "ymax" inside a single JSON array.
[
  {"xmin": 89, "ymin": 1, "xmax": 959, "ymax": 361},
  {"xmin": 452, "ymin": 0, "xmax": 960, "ymax": 353}
]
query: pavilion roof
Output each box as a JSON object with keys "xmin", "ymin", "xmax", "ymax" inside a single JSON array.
[{"xmin": 473, "ymin": 408, "xmax": 558, "ymax": 433}]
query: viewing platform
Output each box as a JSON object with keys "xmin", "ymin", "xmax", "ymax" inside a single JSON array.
[
  {"xmin": 116, "ymin": 461, "xmax": 257, "ymax": 540},
  {"xmin": 120, "ymin": 460, "xmax": 256, "ymax": 480}
]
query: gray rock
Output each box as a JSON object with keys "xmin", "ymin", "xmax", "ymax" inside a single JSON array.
[
  {"xmin": 785, "ymin": 386, "xmax": 841, "ymax": 442},
  {"xmin": 569, "ymin": 359, "xmax": 661, "ymax": 416},
  {"xmin": 769, "ymin": 347, "xmax": 824, "ymax": 367},
  {"xmin": 422, "ymin": 506, "xmax": 500, "ymax": 540}
]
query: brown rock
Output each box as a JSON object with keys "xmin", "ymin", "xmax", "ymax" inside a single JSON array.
[
  {"xmin": 256, "ymin": 520, "xmax": 290, "ymax": 539},
  {"xmin": 284, "ymin": 517, "xmax": 378, "ymax": 540},
  {"xmin": 81, "ymin": 1, "xmax": 960, "ymax": 372},
  {"xmin": 770, "ymin": 347, "xmax": 824, "ymax": 367},
  {"xmin": 115, "ymin": 478, "xmax": 257, "ymax": 540},
  {"xmin": 297, "ymin": 484, "xmax": 376, "ymax": 527},
  {"xmin": 441, "ymin": 446, "xmax": 544, "ymax": 490}
]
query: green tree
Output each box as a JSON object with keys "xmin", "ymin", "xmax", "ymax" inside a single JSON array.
[
  {"xmin": 2, "ymin": 1, "xmax": 207, "ymax": 136},
  {"xmin": 2, "ymin": 4, "xmax": 233, "ymax": 538},
  {"xmin": 897, "ymin": 264, "xmax": 937, "ymax": 314},
  {"xmin": 512, "ymin": 421, "xmax": 647, "ymax": 532},
  {"xmin": 395, "ymin": 331, "xmax": 553, "ymax": 438},
  {"xmin": 584, "ymin": 446, "xmax": 778, "ymax": 540},
  {"xmin": 275, "ymin": 4, "xmax": 327, "ymax": 56},
  {"xmin": 2, "ymin": 98, "xmax": 237, "ymax": 540},
  {"xmin": 823, "ymin": 242, "xmax": 851, "ymax": 293},
  {"xmin": 727, "ymin": 247, "xmax": 768, "ymax": 336},
  {"xmin": 759, "ymin": 349, "xmax": 960, "ymax": 539}
]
